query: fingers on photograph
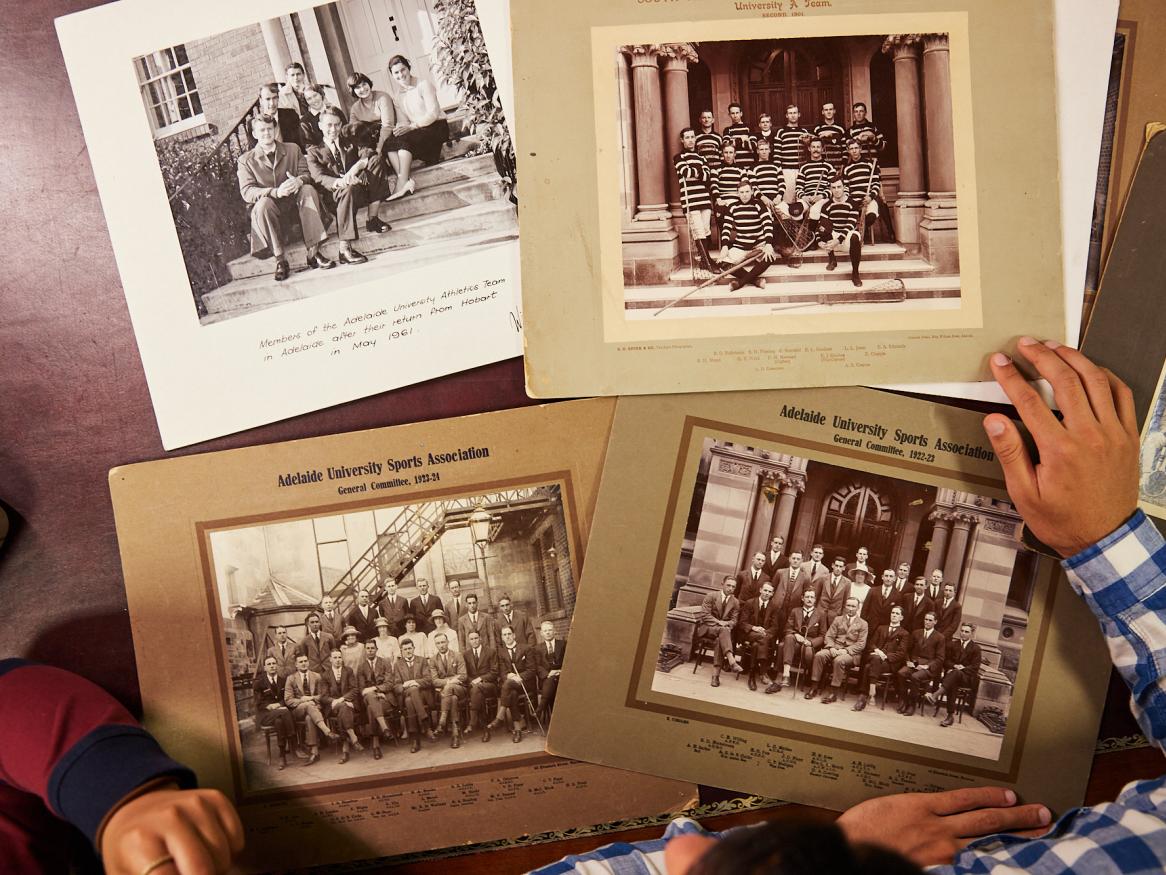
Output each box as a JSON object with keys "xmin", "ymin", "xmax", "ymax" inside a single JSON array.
[
  {"xmin": 615, "ymin": 32, "xmax": 963, "ymax": 321},
  {"xmin": 210, "ymin": 484, "xmax": 574, "ymax": 795},
  {"xmin": 654, "ymin": 437, "xmax": 1036, "ymax": 760},
  {"xmin": 135, "ymin": 0, "xmax": 517, "ymax": 325}
]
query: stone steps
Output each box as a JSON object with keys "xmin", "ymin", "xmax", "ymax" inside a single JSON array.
[{"xmin": 667, "ymin": 255, "xmax": 934, "ymax": 288}]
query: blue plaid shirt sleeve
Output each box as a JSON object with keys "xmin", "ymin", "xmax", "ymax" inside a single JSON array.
[{"xmin": 531, "ymin": 512, "xmax": 1166, "ymax": 875}]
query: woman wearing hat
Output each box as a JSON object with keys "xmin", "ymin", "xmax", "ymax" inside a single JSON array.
[
  {"xmin": 847, "ymin": 567, "xmax": 873, "ymax": 615},
  {"xmin": 373, "ymin": 616, "xmax": 400, "ymax": 663},
  {"xmin": 340, "ymin": 626, "xmax": 365, "ymax": 673},
  {"xmin": 400, "ymin": 615, "xmax": 429, "ymax": 659},
  {"xmin": 427, "ymin": 609, "xmax": 460, "ymax": 654}
]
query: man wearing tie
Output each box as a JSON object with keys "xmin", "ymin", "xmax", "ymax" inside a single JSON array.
[
  {"xmin": 378, "ymin": 580, "xmax": 409, "ymax": 636},
  {"xmin": 762, "ymin": 536, "xmax": 789, "ymax": 580},
  {"xmin": 803, "ymin": 545, "xmax": 830, "ymax": 590},
  {"xmin": 846, "ymin": 546, "xmax": 874, "ymax": 580},
  {"xmin": 445, "ymin": 580, "xmax": 466, "ymax": 628},
  {"xmin": 737, "ymin": 581, "xmax": 782, "ymax": 690},
  {"xmin": 900, "ymin": 577, "xmax": 934, "ymax": 632},
  {"xmin": 306, "ymin": 107, "xmax": 391, "ymax": 260},
  {"xmin": 807, "ymin": 597, "xmax": 868, "ymax": 703},
  {"xmin": 284, "ymin": 654, "xmax": 337, "ymax": 765},
  {"xmin": 428, "ymin": 610, "xmax": 460, "ymax": 654},
  {"xmin": 894, "ymin": 562, "xmax": 912, "ymax": 597},
  {"xmin": 736, "ymin": 552, "xmax": 769, "ymax": 605},
  {"xmin": 318, "ymin": 596, "xmax": 345, "ymax": 643},
  {"xmin": 464, "ymin": 630, "xmax": 499, "ymax": 741},
  {"xmin": 853, "ymin": 605, "xmax": 910, "ymax": 712},
  {"xmin": 295, "ymin": 612, "xmax": 335, "ymax": 674},
  {"xmin": 489, "ymin": 626, "xmax": 538, "ymax": 743},
  {"xmin": 534, "ymin": 620, "xmax": 567, "ymax": 722},
  {"xmin": 936, "ymin": 583, "xmax": 963, "ymax": 639},
  {"xmin": 926, "ymin": 568, "xmax": 945, "ymax": 603},
  {"xmin": 771, "ymin": 551, "xmax": 813, "ymax": 629},
  {"xmin": 697, "ymin": 576, "xmax": 744, "ymax": 687},
  {"xmin": 817, "ymin": 558, "xmax": 852, "ymax": 628},
  {"xmin": 896, "ymin": 611, "xmax": 946, "ymax": 716},
  {"xmin": 774, "ymin": 588, "xmax": 827, "ymax": 693},
  {"xmin": 252, "ymin": 655, "xmax": 296, "ymax": 770},
  {"xmin": 458, "ymin": 593, "xmax": 494, "ymax": 650},
  {"xmin": 863, "ymin": 569, "xmax": 903, "ymax": 632},
  {"xmin": 409, "ymin": 579, "xmax": 444, "ymax": 634},
  {"xmin": 430, "ymin": 632, "xmax": 468, "ymax": 747},
  {"xmin": 356, "ymin": 639, "xmax": 395, "ymax": 757},
  {"xmin": 929, "ymin": 623, "xmax": 983, "ymax": 726},
  {"xmin": 495, "ymin": 595, "xmax": 536, "ymax": 650},
  {"xmin": 345, "ymin": 588, "xmax": 381, "ymax": 642},
  {"xmin": 319, "ymin": 649, "xmax": 362, "ymax": 764},
  {"xmin": 265, "ymin": 625, "xmax": 298, "ymax": 678},
  {"xmin": 393, "ymin": 639, "xmax": 435, "ymax": 753}
]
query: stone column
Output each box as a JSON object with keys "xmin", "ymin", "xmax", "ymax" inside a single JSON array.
[
  {"xmin": 260, "ymin": 18, "xmax": 293, "ymax": 81},
  {"xmin": 313, "ymin": 6, "xmax": 355, "ymax": 110},
  {"xmin": 943, "ymin": 513, "xmax": 976, "ymax": 590},
  {"xmin": 919, "ymin": 33, "xmax": 960, "ymax": 273},
  {"xmin": 629, "ymin": 46, "xmax": 670, "ymax": 221},
  {"xmin": 660, "ymin": 44, "xmax": 697, "ymax": 218},
  {"xmin": 926, "ymin": 511, "xmax": 952, "ymax": 575},
  {"xmin": 617, "ymin": 51, "xmax": 639, "ymax": 225},
  {"xmin": 745, "ymin": 473, "xmax": 780, "ymax": 559},
  {"xmin": 885, "ymin": 36, "xmax": 925, "ymax": 248},
  {"xmin": 771, "ymin": 476, "xmax": 804, "ymax": 547}
]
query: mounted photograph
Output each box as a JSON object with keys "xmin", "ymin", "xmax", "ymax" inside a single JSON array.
[{"xmin": 614, "ymin": 32, "xmax": 966, "ymax": 322}]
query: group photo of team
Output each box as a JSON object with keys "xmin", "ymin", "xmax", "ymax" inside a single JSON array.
[
  {"xmin": 652, "ymin": 438, "xmax": 1034, "ymax": 759},
  {"xmin": 135, "ymin": 1, "xmax": 517, "ymax": 323},
  {"xmin": 210, "ymin": 485, "xmax": 574, "ymax": 793},
  {"xmin": 615, "ymin": 33, "xmax": 965, "ymax": 318}
]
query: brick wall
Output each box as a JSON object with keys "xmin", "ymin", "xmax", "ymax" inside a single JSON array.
[{"xmin": 185, "ymin": 24, "xmax": 275, "ymax": 139}]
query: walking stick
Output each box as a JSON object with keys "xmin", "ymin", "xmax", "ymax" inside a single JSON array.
[
  {"xmin": 508, "ymin": 655, "xmax": 546, "ymax": 737},
  {"xmin": 790, "ymin": 630, "xmax": 805, "ymax": 700},
  {"xmin": 652, "ymin": 245, "xmax": 766, "ymax": 317}
]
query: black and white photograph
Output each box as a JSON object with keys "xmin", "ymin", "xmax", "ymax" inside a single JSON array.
[
  {"xmin": 654, "ymin": 438, "xmax": 1036, "ymax": 760},
  {"xmin": 137, "ymin": 0, "xmax": 517, "ymax": 324},
  {"xmin": 616, "ymin": 32, "xmax": 964, "ymax": 320},
  {"xmin": 210, "ymin": 483, "xmax": 574, "ymax": 794}
]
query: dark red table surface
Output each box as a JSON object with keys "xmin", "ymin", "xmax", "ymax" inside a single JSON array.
[{"xmin": 0, "ymin": 2, "xmax": 1151, "ymax": 871}]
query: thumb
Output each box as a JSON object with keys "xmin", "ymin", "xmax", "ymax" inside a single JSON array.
[{"xmin": 982, "ymin": 415, "xmax": 1037, "ymax": 508}]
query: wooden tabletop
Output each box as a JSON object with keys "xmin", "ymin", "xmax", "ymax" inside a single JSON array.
[{"xmin": 0, "ymin": 2, "xmax": 1152, "ymax": 872}]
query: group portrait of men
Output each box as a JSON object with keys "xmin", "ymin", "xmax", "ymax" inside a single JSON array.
[
  {"xmin": 674, "ymin": 100, "xmax": 898, "ymax": 291},
  {"xmin": 235, "ymin": 62, "xmax": 398, "ymax": 283},
  {"xmin": 250, "ymin": 577, "xmax": 566, "ymax": 772},
  {"xmin": 694, "ymin": 536, "xmax": 980, "ymax": 731}
]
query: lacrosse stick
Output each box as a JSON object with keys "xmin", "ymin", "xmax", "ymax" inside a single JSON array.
[{"xmin": 652, "ymin": 246, "xmax": 767, "ymax": 317}]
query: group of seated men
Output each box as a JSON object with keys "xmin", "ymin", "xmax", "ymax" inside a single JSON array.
[
  {"xmin": 235, "ymin": 63, "xmax": 393, "ymax": 282},
  {"xmin": 251, "ymin": 578, "xmax": 566, "ymax": 769},
  {"xmin": 696, "ymin": 535, "xmax": 980, "ymax": 727},
  {"xmin": 673, "ymin": 100, "xmax": 897, "ymax": 290}
]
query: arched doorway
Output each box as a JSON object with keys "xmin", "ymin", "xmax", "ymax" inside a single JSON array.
[
  {"xmin": 738, "ymin": 40, "xmax": 842, "ymax": 125},
  {"xmin": 817, "ymin": 480, "xmax": 896, "ymax": 573}
]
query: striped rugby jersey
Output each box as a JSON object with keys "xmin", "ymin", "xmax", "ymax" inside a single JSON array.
[
  {"xmin": 694, "ymin": 130, "xmax": 723, "ymax": 170},
  {"xmin": 673, "ymin": 150, "xmax": 713, "ymax": 211},
  {"xmin": 849, "ymin": 120, "xmax": 886, "ymax": 159},
  {"xmin": 713, "ymin": 163, "xmax": 749, "ymax": 204},
  {"xmin": 842, "ymin": 159, "xmax": 882, "ymax": 199},
  {"xmin": 720, "ymin": 199, "xmax": 773, "ymax": 247},
  {"xmin": 814, "ymin": 122, "xmax": 847, "ymax": 166},
  {"xmin": 722, "ymin": 123, "xmax": 756, "ymax": 167},
  {"xmin": 755, "ymin": 128, "xmax": 777, "ymax": 157},
  {"xmin": 775, "ymin": 125, "xmax": 810, "ymax": 169},
  {"xmin": 821, "ymin": 198, "xmax": 859, "ymax": 237},
  {"xmin": 796, "ymin": 160, "xmax": 835, "ymax": 200},
  {"xmin": 749, "ymin": 160, "xmax": 784, "ymax": 201}
]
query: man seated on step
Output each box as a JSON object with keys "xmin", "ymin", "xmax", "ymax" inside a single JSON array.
[
  {"xmin": 842, "ymin": 138, "xmax": 896, "ymax": 243},
  {"xmin": 805, "ymin": 596, "xmax": 867, "ymax": 704},
  {"xmin": 926, "ymin": 622, "xmax": 983, "ymax": 727},
  {"xmin": 306, "ymin": 107, "xmax": 392, "ymax": 264},
  {"xmin": 717, "ymin": 179, "xmax": 778, "ymax": 292},
  {"xmin": 852, "ymin": 604, "xmax": 910, "ymax": 712},
  {"xmin": 250, "ymin": 82, "xmax": 304, "ymax": 149},
  {"xmin": 237, "ymin": 114, "xmax": 334, "ymax": 282},
  {"xmin": 816, "ymin": 177, "xmax": 864, "ymax": 288}
]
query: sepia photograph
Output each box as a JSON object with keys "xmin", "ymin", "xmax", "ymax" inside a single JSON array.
[
  {"xmin": 653, "ymin": 437, "xmax": 1036, "ymax": 761},
  {"xmin": 614, "ymin": 32, "xmax": 965, "ymax": 321},
  {"xmin": 209, "ymin": 483, "xmax": 574, "ymax": 795},
  {"xmin": 1140, "ymin": 363, "xmax": 1166, "ymax": 521},
  {"xmin": 136, "ymin": 0, "xmax": 517, "ymax": 325}
]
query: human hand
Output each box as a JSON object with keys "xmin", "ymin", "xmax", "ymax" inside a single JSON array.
[
  {"xmin": 393, "ymin": 124, "xmax": 411, "ymax": 136},
  {"xmin": 762, "ymin": 243, "xmax": 777, "ymax": 262},
  {"xmin": 101, "ymin": 785, "xmax": 243, "ymax": 875},
  {"xmin": 983, "ymin": 338, "xmax": 1139, "ymax": 557},
  {"xmin": 836, "ymin": 786, "xmax": 1051, "ymax": 867}
]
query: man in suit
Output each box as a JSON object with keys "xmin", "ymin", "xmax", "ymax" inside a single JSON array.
[
  {"xmin": 533, "ymin": 620, "xmax": 566, "ymax": 723},
  {"xmin": 307, "ymin": 107, "xmax": 392, "ymax": 254},
  {"xmin": 393, "ymin": 639, "xmax": 435, "ymax": 752},
  {"xmin": 737, "ymin": 582, "xmax": 782, "ymax": 690},
  {"xmin": 265, "ymin": 625, "xmax": 298, "ymax": 678},
  {"xmin": 900, "ymin": 577, "xmax": 934, "ymax": 632},
  {"xmin": 284, "ymin": 654, "xmax": 338, "ymax": 765},
  {"xmin": 458, "ymin": 593, "xmax": 494, "ymax": 650},
  {"xmin": 295, "ymin": 612, "xmax": 335, "ymax": 674},
  {"xmin": 863, "ymin": 569, "xmax": 903, "ymax": 632},
  {"xmin": 761, "ymin": 536, "xmax": 789, "ymax": 580},
  {"xmin": 936, "ymin": 583, "xmax": 963, "ymax": 639},
  {"xmin": 428, "ymin": 610, "xmax": 460, "ymax": 653},
  {"xmin": 345, "ymin": 588, "xmax": 380, "ymax": 642},
  {"xmin": 464, "ymin": 629, "xmax": 499, "ymax": 741},
  {"xmin": 929, "ymin": 622, "xmax": 984, "ymax": 727},
  {"xmin": 496, "ymin": 594, "xmax": 536, "ymax": 650},
  {"xmin": 803, "ymin": 545, "xmax": 830, "ymax": 587},
  {"xmin": 237, "ymin": 113, "xmax": 332, "ymax": 282},
  {"xmin": 846, "ymin": 546, "xmax": 874, "ymax": 580},
  {"xmin": 356, "ymin": 639, "xmax": 395, "ymax": 757},
  {"xmin": 277, "ymin": 62, "xmax": 309, "ymax": 117},
  {"xmin": 378, "ymin": 580, "xmax": 409, "ymax": 636},
  {"xmin": 817, "ymin": 557, "xmax": 852, "ymax": 628},
  {"xmin": 696, "ymin": 576, "xmax": 743, "ymax": 687},
  {"xmin": 894, "ymin": 562, "xmax": 912, "ymax": 597},
  {"xmin": 319, "ymin": 649, "xmax": 362, "ymax": 763},
  {"xmin": 254, "ymin": 82, "xmax": 304, "ymax": 148},
  {"xmin": 771, "ymin": 551, "xmax": 815, "ymax": 626},
  {"xmin": 252, "ymin": 655, "xmax": 296, "ymax": 770},
  {"xmin": 489, "ymin": 626, "xmax": 538, "ymax": 743},
  {"xmin": 896, "ymin": 611, "xmax": 946, "ymax": 716},
  {"xmin": 409, "ymin": 579, "xmax": 444, "ymax": 635},
  {"xmin": 807, "ymin": 596, "xmax": 868, "ymax": 704},
  {"xmin": 736, "ymin": 552, "xmax": 769, "ymax": 605},
  {"xmin": 318, "ymin": 597, "xmax": 345, "ymax": 643},
  {"xmin": 926, "ymin": 568, "xmax": 945, "ymax": 603},
  {"xmin": 853, "ymin": 605, "xmax": 910, "ymax": 712},
  {"xmin": 774, "ymin": 588, "xmax": 827, "ymax": 693},
  {"xmin": 430, "ymin": 632, "xmax": 468, "ymax": 747},
  {"xmin": 445, "ymin": 580, "xmax": 467, "ymax": 628}
]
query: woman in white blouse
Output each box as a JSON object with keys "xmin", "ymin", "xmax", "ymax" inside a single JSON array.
[{"xmin": 384, "ymin": 54, "xmax": 451, "ymax": 201}]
